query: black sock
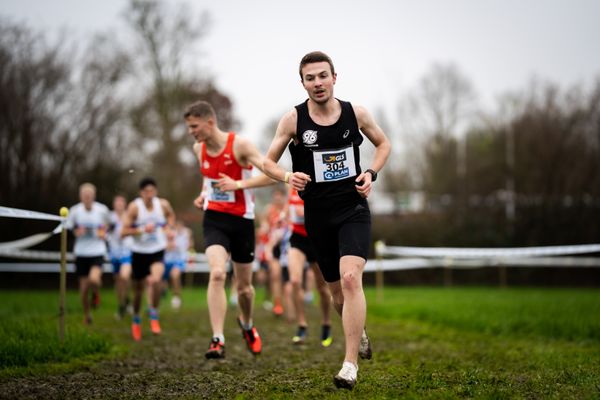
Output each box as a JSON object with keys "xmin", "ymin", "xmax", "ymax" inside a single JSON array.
[{"xmin": 321, "ymin": 324, "xmax": 331, "ymax": 340}]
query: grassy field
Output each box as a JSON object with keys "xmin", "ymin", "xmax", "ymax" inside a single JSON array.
[{"xmin": 0, "ymin": 285, "xmax": 599, "ymax": 399}]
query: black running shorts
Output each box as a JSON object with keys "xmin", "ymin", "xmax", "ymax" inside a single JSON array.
[
  {"xmin": 304, "ymin": 197, "xmax": 371, "ymax": 282},
  {"xmin": 75, "ymin": 256, "xmax": 104, "ymax": 277},
  {"xmin": 289, "ymin": 232, "xmax": 318, "ymax": 263},
  {"xmin": 203, "ymin": 210, "xmax": 255, "ymax": 264},
  {"xmin": 132, "ymin": 250, "xmax": 164, "ymax": 280}
]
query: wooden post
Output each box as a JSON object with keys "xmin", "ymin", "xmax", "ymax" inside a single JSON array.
[
  {"xmin": 374, "ymin": 241, "xmax": 385, "ymax": 303},
  {"xmin": 59, "ymin": 207, "xmax": 68, "ymax": 342}
]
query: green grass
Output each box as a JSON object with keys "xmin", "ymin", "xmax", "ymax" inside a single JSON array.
[
  {"xmin": 1, "ymin": 285, "xmax": 599, "ymax": 398},
  {"xmin": 0, "ymin": 291, "xmax": 111, "ymax": 371},
  {"xmin": 367, "ymin": 287, "xmax": 600, "ymax": 341},
  {"xmin": 364, "ymin": 287, "xmax": 600, "ymax": 399}
]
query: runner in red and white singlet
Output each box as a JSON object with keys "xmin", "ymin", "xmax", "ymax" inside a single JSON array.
[
  {"xmin": 185, "ymin": 100, "xmax": 275, "ymax": 359},
  {"xmin": 200, "ymin": 132, "xmax": 255, "ymax": 219}
]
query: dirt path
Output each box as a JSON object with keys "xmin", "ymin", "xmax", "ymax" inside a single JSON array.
[{"xmin": 0, "ymin": 304, "xmax": 348, "ymax": 399}]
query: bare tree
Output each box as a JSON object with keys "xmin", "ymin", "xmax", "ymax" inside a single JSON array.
[
  {"xmin": 0, "ymin": 20, "xmax": 131, "ymax": 240},
  {"xmin": 123, "ymin": 0, "xmax": 236, "ymax": 210},
  {"xmin": 0, "ymin": 22, "xmax": 131, "ymax": 204},
  {"xmin": 397, "ymin": 63, "xmax": 477, "ymax": 210},
  {"xmin": 419, "ymin": 63, "xmax": 476, "ymax": 137}
]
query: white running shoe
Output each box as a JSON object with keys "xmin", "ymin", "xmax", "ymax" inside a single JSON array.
[
  {"xmin": 171, "ymin": 296, "xmax": 182, "ymax": 310},
  {"xmin": 334, "ymin": 361, "xmax": 358, "ymax": 389},
  {"xmin": 359, "ymin": 329, "xmax": 372, "ymax": 360}
]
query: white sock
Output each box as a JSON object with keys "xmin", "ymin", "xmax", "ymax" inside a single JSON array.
[
  {"xmin": 341, "ymin": 361, "xmax": 358, "ymax": 378},
  {"xmin": 242, "ymin": 319, "xmax": 253, "ymax": 330},
  {"xmin": 213, "ymin": 333, "xmax": 225, "ymax": 344}
]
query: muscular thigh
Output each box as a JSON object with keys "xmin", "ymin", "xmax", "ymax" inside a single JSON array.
[{"xmin": 304, "ymin": 198, "xmax": 371, "ymax": 282}]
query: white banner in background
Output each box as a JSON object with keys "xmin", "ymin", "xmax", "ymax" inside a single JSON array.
[{"xmin": 378, "ymin": 243, "xmax": 600, "ymax": 258}]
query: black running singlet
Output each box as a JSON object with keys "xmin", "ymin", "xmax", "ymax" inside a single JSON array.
[{"xmin": 290, "ymin": 99, "xmax": 364, "ymax": 203}]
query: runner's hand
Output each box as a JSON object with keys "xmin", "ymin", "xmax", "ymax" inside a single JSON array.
[
  {"xmin": 289, "ymin": 172, "xmax": 311, "ymax": 191},
  {"xmin": 193, "ymin": 192, "xmax": 206, "ymax": 209},
  {"xmin": 217, "ymin": 173, "xmax": 238, "ymax": 191},
  {"xmin": 354, "ymin": 172, "xmax": 372, "ymax": 198}
]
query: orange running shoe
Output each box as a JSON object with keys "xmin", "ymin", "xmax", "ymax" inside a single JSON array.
[
  {"xmin": 150, "ymin": 318, "xmax": 161, "ymax": 335},
  {"xmin": 237, "ymin": 318, "xmax": 262, "ymax": 355},
  {"xmin": 131, "ymin": 322, "xmax": 142, "ymax": 341},
  {"xmin": 272, "ymin": 303, "xmax": 284, "ymax": 317}
]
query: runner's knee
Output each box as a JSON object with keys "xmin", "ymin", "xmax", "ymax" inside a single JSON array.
[
  {"xmin": 289, "ymin": 275, "xmax": 302, "ymax": 289},
  {"xmin": 237, "ymin": 281, "xmax": 254, "ymax": 297},
  {"xmin": 209, "ymin": 269, "xmax": 227, "ymax": 284},
  {"xmin": 341, "ymin": 270, "xmax": 361, "ymax": 292}
]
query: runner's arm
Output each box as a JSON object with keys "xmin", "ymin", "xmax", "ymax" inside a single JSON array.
[
  {"xmin": 120, "ymin": 202, "xmax": 140, "ymax": 237},
  {"xmin": 224, "ymin": 135, "xmax": 277, "ymax": 190},
  {"xmin": 192, "ymin": 142, "xmax": 207, "ymax": 208},
  {"xmin": 264, "ymin": 110, "xmax": 311, "ymax": 191}
]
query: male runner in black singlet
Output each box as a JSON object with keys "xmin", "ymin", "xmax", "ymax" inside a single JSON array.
[{"xmin": 263, "ymin": 51, "xmax": 391, "ymax": 389}]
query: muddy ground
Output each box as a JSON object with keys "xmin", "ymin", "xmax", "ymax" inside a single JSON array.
[{"xmin": 0, "ymin": 301, "xmax": 361, "ymax": 399}]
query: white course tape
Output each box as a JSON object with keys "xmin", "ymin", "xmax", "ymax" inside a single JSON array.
[
  {"xmin": 0, "ymin": 262, "xmax": 211, "ymax": 273},
  {"xmin": 0, "ymin": 224, "xmax": 62, "ymax": 251},
  {"xmin": 364, "ymin": 257, "xmax": 600, "ymax": 271},
  {"xmin": 1, "ymin": 257, "xmax": 599, "ymax": 273},
  {"xmin": 378, "ymin": 243, "xmax": 600, "ymax": 258},
  {"xmin": 0, "ymin": 248, "xmax": 74, "ymax": 261},
  {"xmin": 0, "ymin": 206, "xmax": 65, "ymax": 222},
  {"xmin": 0, "ymin": 247, "xmax": 209, "ymax": 265}
]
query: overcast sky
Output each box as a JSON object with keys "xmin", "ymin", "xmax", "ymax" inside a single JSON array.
[{"xmin": 3, "ymin": 0, "xmax": 600, "ymax": 148}]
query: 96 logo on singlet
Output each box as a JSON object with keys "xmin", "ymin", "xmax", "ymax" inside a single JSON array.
[
  {"xmin": 302, "ymin": 130, "xmax": 318, "ymax": 147},
  {"xmin": 312, "ymin": 146, "xmax": 357, "ymax": 183}
]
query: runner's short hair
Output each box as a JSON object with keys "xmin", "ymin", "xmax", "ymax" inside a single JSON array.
[
  {"xmin": 299, "ymin": 51, "xmax": 335, "ymax": 80},
  {"xmin": 79, "ymin": 182, "xmax": 96, "ymax": 194},
  {"xmin": 139, "ymin": 177, "xmax": 157, "ymax": 190},
  {"xmin": 183, "ymin": 101, "xmax": 216, "ymax": 119}
]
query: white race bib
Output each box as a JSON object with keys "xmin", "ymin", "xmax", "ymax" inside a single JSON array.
[
  {"xmin": 312, "ymin": 146, "xmax": 357, "ymax": 183},
  {"xmin": 204, "ymin": 178, "xmax": 235, "ymax": 203}
]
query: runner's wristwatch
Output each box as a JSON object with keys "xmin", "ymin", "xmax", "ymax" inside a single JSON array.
[{"xmin": 365, "ymin": 169, "xmax": 378, "ymax": 182}]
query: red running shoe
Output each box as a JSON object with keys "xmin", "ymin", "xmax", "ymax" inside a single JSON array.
[
  {"xmin": 205, "ymin": 337, "xmax": 225, "ymax": 359},
  {"xmin": 131, "ymin": 322, "xmax": 142, "ymax": 341},
  {"xmin": 237, "ymin": 318, "xmax": 262, "ymax": 355}
]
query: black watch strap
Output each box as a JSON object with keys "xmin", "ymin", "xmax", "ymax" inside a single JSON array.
[{"xmin": 366, "ymin": 168, "xmax": 377, "ymax": 182}]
